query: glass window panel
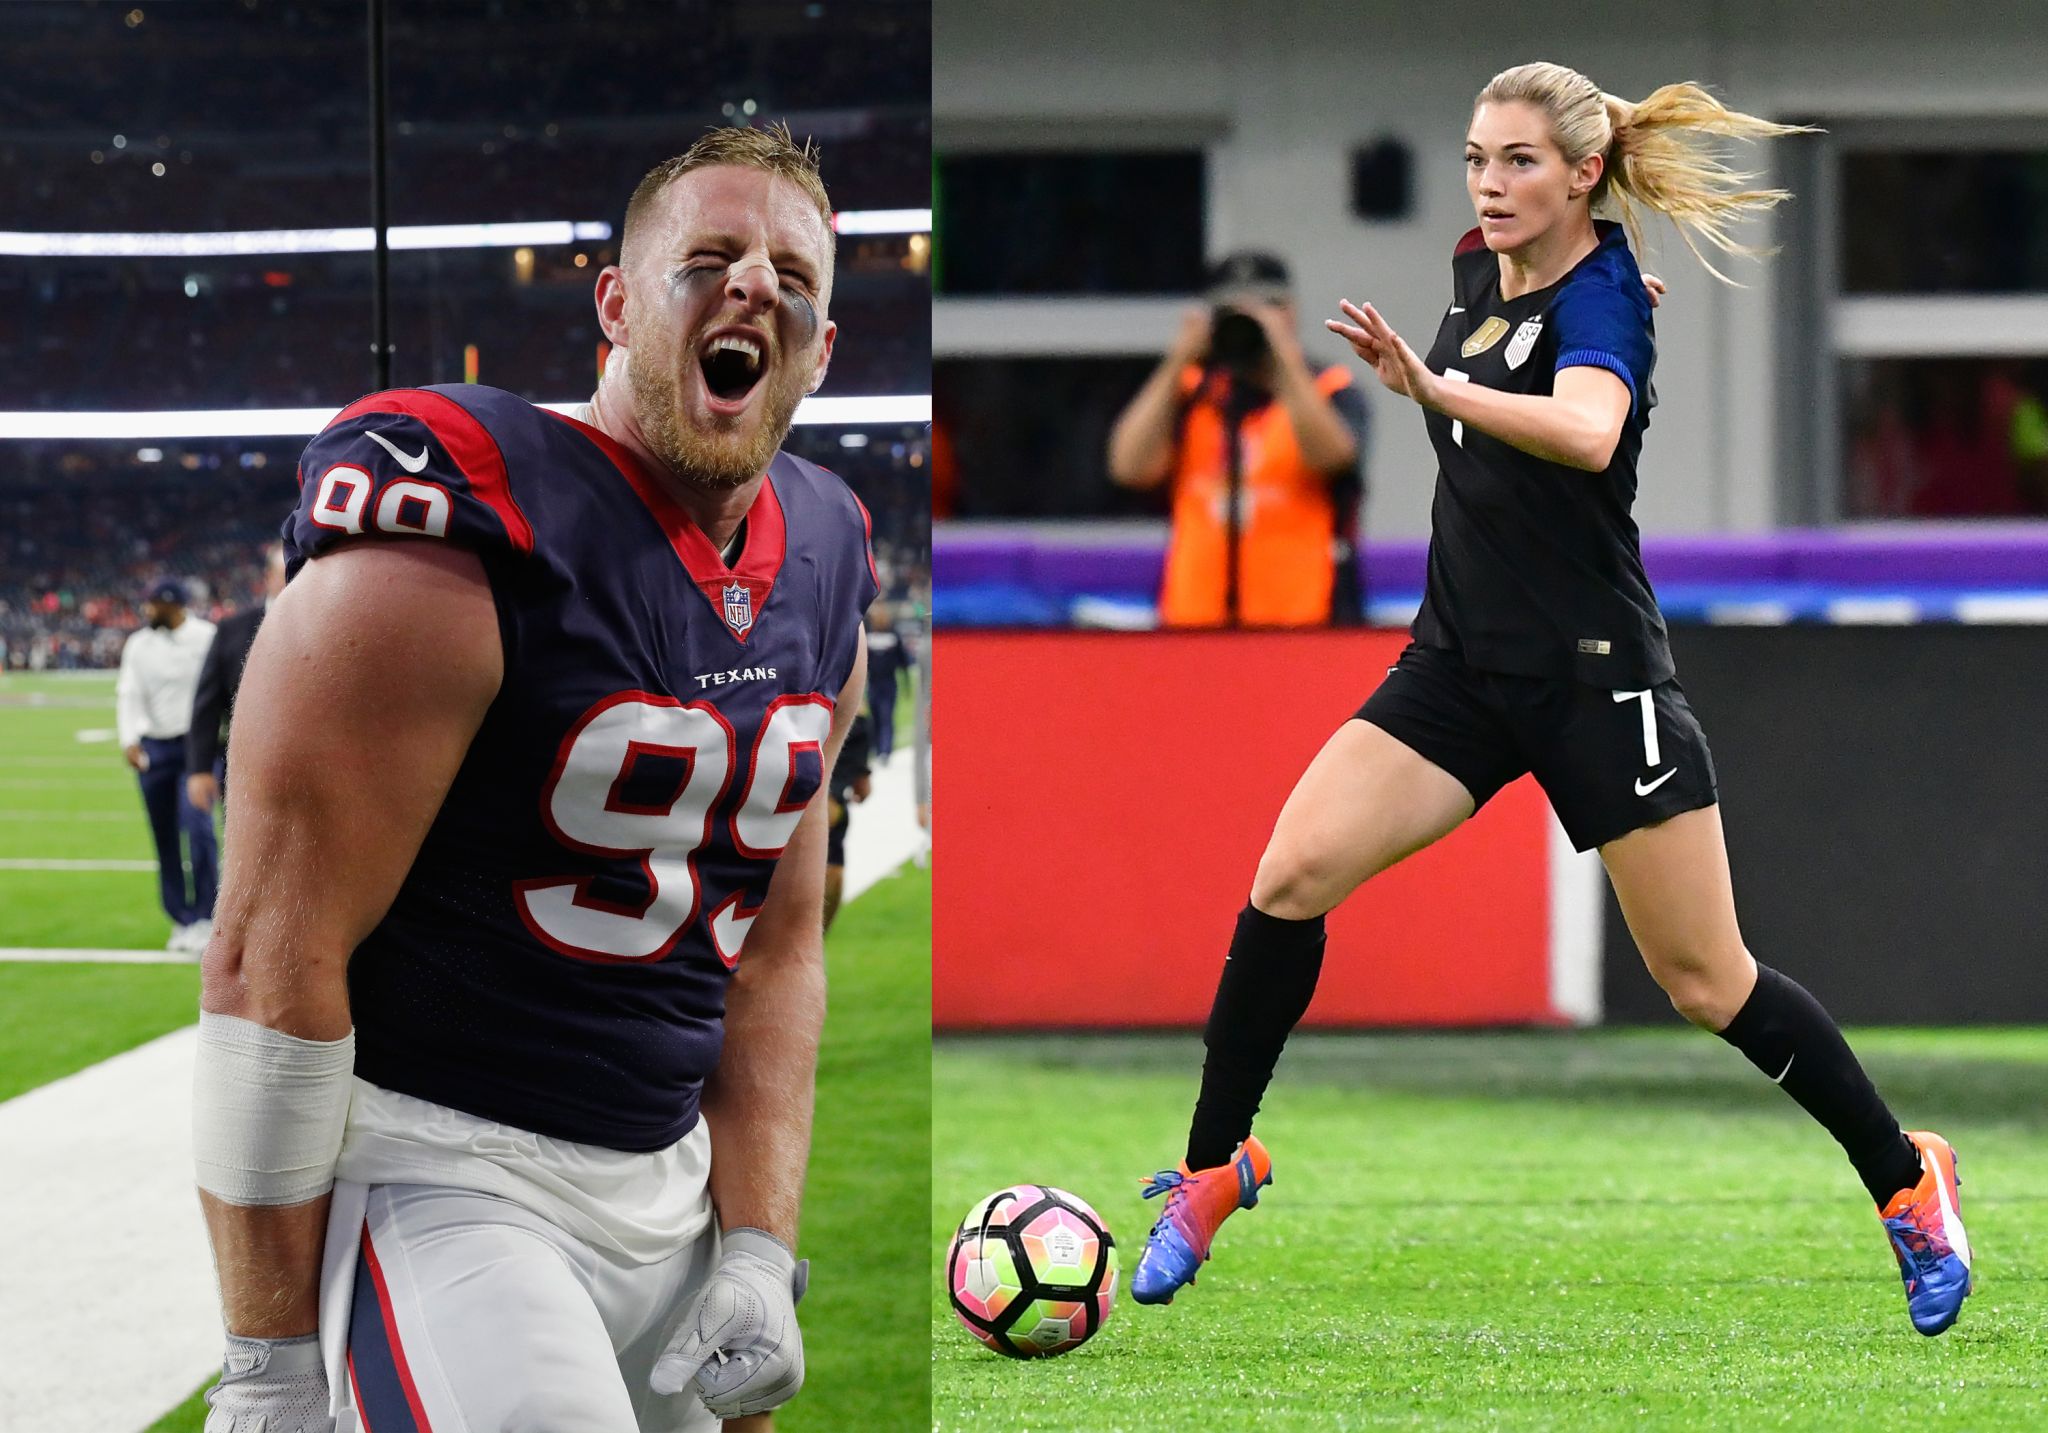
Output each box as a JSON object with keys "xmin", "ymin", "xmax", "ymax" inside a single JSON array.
[
  {"xmin": 936, "ymin": 356, "xmax": 1167, "ymax": 517},
  {"xmin": 1839, "ymin": 151, "xmax": 2048, "ymax": 294},
  {"xmin": 936, "ymin": 152, "xmax": 1205, "ymax": 296},
  {"xmin": 1839, "ymin": 357, "xmax": 2048, "ymax": 517}
]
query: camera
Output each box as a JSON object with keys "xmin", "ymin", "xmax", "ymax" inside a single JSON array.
[{"xmin": 1208, "ymin": 307, "xmax": 1269, "ymax": 373}]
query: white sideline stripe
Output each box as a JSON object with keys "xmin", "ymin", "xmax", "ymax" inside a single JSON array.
[
  {"xmin": 0, "ymin": 947, "xmax": 191, "ymax": 964},
  {"xmin": 0, "ymin": 1027, "xmax": 221, "ymax": 1433},
  {"xmin": 0, "ymin": 751, "xmax": 927, "ymax": 1430},
  {"xmin": 0, "ymin": 859, "xmax": 157, "ymax": 871},
  {"xmin": 838, "ymin": 744, "xmax": 929, "ymax": 906},
  {"xmin": 1546, "ymin": 807, "xmax": 1603, "ymax": 1026}
]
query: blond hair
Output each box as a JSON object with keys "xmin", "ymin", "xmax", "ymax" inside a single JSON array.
[
  {"xmin": 620, "ymin": 121, "xmax": 833, "ymax": 268},
  {"xmin": 1476, "ymin": 62, "xmax": 1813, "ymax": 283}
]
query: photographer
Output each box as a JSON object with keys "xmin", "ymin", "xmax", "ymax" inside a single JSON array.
[{"xmin": 1108, "ymin": 252, "xmax": 1367, "ymax": 627}]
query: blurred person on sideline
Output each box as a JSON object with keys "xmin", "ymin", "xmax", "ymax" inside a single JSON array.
[
  {"xmin": 823, "ymin": 709, "xmax": 873, "ymax": 931},
  {"xmin": 1108, "ymin": 252, "xmax": 1367, "ymax": 627},
  {"xmin": 865, "ymin": 602, "xmax": 906, "ymax": 760},
  {"xmin": 186, "ymin": 541, "xmax": 287, "ymax": 819},
  {"xmin": 116, "ymin": 576, "xmax": 218, "ymax": 954}
]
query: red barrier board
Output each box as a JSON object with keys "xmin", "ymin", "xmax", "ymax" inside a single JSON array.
[{"xmin": 934, "ymin": 631, "xmax": 1556, "ymax": 1029}]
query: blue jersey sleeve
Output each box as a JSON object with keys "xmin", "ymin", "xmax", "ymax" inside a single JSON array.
[
  {"xmin": 286, "ymin": 388, "xmax": 536, "ymax": 572},
  {"xmin": 1550, "ymin": 276, "xmax": 1655, "ymax": 419}
]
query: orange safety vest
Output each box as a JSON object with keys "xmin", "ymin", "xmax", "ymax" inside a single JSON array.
[{"xmin": 1159, "ymin": 364, "xmax": 1352, "ymax": 627}]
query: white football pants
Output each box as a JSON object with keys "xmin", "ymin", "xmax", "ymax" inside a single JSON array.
[{"xmin": 319, "ymin": 1181, "xmax": 721, "ymax": 1433}]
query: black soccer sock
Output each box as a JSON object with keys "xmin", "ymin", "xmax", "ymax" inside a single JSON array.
[
  {"xmin": 1185, "ymin": 903, "xmax": 1326, "ymax": 1171},
  {"xmin": 1715, "ymin": 962, "xmax": 1924, "ymax": 1205}
]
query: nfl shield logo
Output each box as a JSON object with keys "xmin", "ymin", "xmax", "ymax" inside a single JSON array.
[{"xmin": 722, "ymin": 581, "xmax": 754, "ymax": 637}]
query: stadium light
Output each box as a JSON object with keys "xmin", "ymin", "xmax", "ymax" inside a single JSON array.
[
  {"xmin": 0, "ymin": 222, "xmax": 613, "ymax": 259},
  {"xmin": 0, "ymin": 211, "xmax": 929, "ymax": 258},
  {"xmin": 831, "ymin": 209, "xmax": 932, "ymax": 235},
  {"xmin": 0, "ymin": 395, "xmax": 931, "ymax": 439}
]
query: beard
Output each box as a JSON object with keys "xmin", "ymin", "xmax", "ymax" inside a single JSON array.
[{"xmin": 626, "ymin": 333, "xmax": 811, "ymax": 492}]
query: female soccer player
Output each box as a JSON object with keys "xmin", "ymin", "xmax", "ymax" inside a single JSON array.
[{"xmin": 1130, "ymin": 61, "xmax": 1973, "ymax": 1337}]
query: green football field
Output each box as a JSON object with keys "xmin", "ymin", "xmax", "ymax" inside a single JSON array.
[
  {"xmin": 2, "ymin": 670, "xmax": 929, "ymax": 1431},
  {"xmin": 0, "ymin": 671, "xmax": 185, "ymax": 950},
  {"xmin": 934, "ymin": 1029, "xmax": 2048, "ymax": 1431}
]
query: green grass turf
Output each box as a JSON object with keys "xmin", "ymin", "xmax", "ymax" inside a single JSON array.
[
  {"xmin": 142, "ymin": 864, "xmax": 931, "ymax": 1431},
  {"xmin": 934, "ymin": 1029, "xmax": 2048, "ymax": 1431},
  {"xmin": 0, "ymin": 962, "xmax": 201, "ymax": 1103},
  {"xmin": 0, "ymin": 671, "xmax": 219, "ymax": 948}
]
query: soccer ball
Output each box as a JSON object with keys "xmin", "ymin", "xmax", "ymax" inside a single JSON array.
[{"xmin": 946, "ymin": 1184, "xmax": 1118, "ymax": 1357}]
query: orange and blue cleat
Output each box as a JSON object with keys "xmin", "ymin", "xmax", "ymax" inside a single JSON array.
[
  {"xmin": 1129, "ymin": 1135, "xmax": 1274, "ymax": 1305},
  {"xmin": 1879, "ymin": 1130, "xmax": 1973, "ymax": 1336}
]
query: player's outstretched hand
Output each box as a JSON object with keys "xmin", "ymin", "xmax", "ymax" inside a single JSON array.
[
  {"xmin": 652, "ymin": 1227, "xmax": 809, "ymax": 1418},
  {"xmin": 203, "ymin": 1333, "xmax": 333, "ymax": 1433},
  {"xmin": 1327, "ymin": 301, "xmax": 1437, "ymax": 409}
]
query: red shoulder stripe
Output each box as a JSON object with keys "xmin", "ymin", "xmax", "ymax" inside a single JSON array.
[
  {"xmin": 332, "ymin": 390, "xmax": 535, "ymax": 554},
  {"xmin": 1454, "ymin": 226, "xmax": 1487, "ymax": 257}
]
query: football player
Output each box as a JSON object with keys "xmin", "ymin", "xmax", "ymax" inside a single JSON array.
[{"xmin": 194, "ymin": 124, "xmax": 877, "ymax": 1432}]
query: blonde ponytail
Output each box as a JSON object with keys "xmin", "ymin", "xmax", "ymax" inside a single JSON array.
[{"xmin": 1478, "ymin": 63, "xmax": 1815, "ymax": 284}]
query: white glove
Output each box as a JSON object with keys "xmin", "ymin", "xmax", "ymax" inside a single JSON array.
[
  {"xmin": 650, "ymin": 1227, "xmax": 808, "ymax": 1418},
  {"xmin": 204, "ymin": 1333, "xmax": 334, "ymax": 1433}
]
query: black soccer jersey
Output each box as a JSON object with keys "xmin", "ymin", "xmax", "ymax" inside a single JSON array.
[{"xmin": 1412, "ymin": 221, "xmax": 1673, "ymax": 687}]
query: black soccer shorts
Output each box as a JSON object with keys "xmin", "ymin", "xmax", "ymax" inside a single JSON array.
[{"xmin": 1355, "ymin": 642, "xmax": 1719, "ymax": 852}]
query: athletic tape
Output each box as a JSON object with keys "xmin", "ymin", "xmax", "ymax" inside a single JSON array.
[{"xmin": 192, "ymin": 1010, "xmax": 356, "ymax": 1206}]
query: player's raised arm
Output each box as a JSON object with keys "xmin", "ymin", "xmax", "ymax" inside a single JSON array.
[
  {"xmin": 192, "ymin": 541, "xmax": 500, "ymax": 1401},
  {"xmin": 1328, "ymin": 298, "xmax": 1633, "ymax": 472},
  {"xmin": 652, "ymin": 628, "xmax": 867, "ymax": 1421}
]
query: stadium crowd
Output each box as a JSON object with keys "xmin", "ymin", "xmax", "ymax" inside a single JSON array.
[
  {"xmin": 0, "ymin": 431, "xmax": 930, "ymax": 671},
  {"xmin": 5, "ymin": 2, "xmax": 929, "ymax": 231}
]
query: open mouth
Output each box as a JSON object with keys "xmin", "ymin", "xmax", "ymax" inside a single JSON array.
[{"xmin": 697, "ymin": 329, "xmax": 768, "ymax": 411}]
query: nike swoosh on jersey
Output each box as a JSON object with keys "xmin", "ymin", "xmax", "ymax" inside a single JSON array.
[
  {"xmin": 364, "ymin": 429, "xmax": 430, "ymax": 473},
  {"xmin": 1448, "ymin": 305, "xmax": 1465, "ymax": 314},
  {"xmin": 1634, "ymin": 769, "xmax": 1677, "ymax": 796}
]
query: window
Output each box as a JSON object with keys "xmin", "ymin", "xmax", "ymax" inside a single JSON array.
[
  {"xmin": 936, "ymin": 152, "xmax": 1205, "ymax": 295},
  {"xmin": 1782, "ymin": 127, "xmax": 2048, "ymax": 520},
  {"xmin": 936, "ymin": 356, "xmax": 1165, "ymax": 517}
]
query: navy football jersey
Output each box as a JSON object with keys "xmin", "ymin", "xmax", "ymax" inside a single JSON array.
[
  {"xmin": 1413, "ymin": 220, "xmax": 1673, "ymax": 687},
  {"xmin": 283, "ymin": 384, "xmax": 878, "ymax": 1151}
]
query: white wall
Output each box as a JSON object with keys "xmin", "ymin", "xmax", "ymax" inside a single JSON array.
[{"xmin": 935, "ymin": 0, "xmax": 2048, "ymax": 537}]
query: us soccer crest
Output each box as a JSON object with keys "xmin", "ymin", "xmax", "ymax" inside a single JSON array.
[
  {"xmin": 722, "ymin": 581, "xmax": 754, "ymax": 637},
  {"xmin": 1505, "ymin": 318, "xmax": 1544, "ymax": 370}
]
